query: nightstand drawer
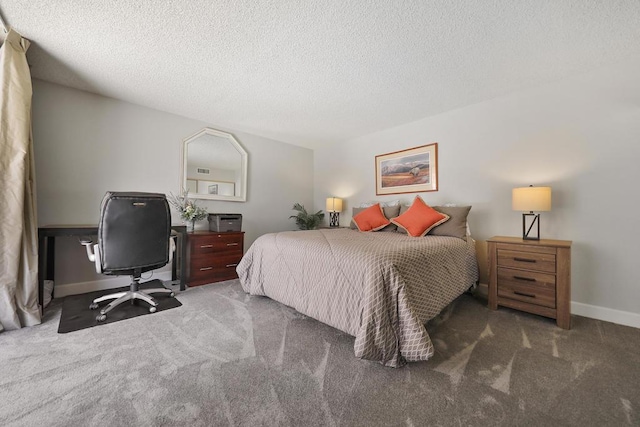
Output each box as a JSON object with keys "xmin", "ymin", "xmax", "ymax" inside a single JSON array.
[
  {"xmin": 191, "ymin": 253, "xmax": 242, "ymax": 271},
  {"xmin": 189, "ymin": 254, "xmax": 242, "ymax": 284},
  {"xmin": 189, "ymin": 265, "xmax": 239, "ymax": 284},
  {"xmin": 190, "ymin": 234, "xmax": 243, "ymax": 254},
  {"xmin": 497, "ymin": 249, "xmax": 556, "ymax": 273},
  {"xmin": 497, "ymin": 267, "xmax": 556, "ymax": 308}
]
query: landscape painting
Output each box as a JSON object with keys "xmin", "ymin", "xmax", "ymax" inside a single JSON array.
[{"xmin": 375, "ymin": 143, "xmax": 438, "ymax": 195}]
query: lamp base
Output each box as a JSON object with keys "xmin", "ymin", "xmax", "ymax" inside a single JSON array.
[
  {"xmin": 522, "ymin": 212, "xmax": 541, "ymax": 240},
  {"xmin": 329, "ymin": 212, "xmax": 340, "ymax": 227}
]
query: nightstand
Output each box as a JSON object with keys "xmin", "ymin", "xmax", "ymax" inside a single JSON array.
[
  {"xmin": 487, "ymin": 236, "xmax": 572, "ymax": 329},
  {"xmin": 186, "ymin": 231, "xmax": 244, "ymax": 287}
]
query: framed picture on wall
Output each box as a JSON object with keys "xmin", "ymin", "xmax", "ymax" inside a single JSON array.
[
  {"xmin": 375, "ymin": 143, "xmax": 438, "ymax": 195},
  {"xmin": 208, "ymin": 184, "xmax": 219, "ymax": 195}
]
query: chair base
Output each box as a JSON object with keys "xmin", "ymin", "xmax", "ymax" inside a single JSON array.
[{"xmin": 90, "ymin": 278, "xmax": 174, "ymax": 322}]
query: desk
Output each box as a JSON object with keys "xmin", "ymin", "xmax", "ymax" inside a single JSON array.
[{"xmin": 37, "ymin": 225, "xmax": 188, "ymax": 312}]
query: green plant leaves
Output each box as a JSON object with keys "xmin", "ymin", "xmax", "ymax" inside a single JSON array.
[{"xmin": 290, "ymin": 203, "xmax": 324, "ymax": 230}]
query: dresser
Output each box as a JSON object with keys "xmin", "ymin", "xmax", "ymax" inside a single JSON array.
[
  {"xmin": 487, "ymin": 236, "xmax": 572, "ymax": 329},
  {"xmin": 186, "ymin": 231, "xmax": 244, "ymax": 287}
]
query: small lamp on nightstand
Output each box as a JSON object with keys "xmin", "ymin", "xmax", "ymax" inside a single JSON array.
[
  {"xmin": 512, "ymin": 185, "xmax": 551, "ymax": 240},
  {"xmin": 326, "ymin": 197, "xmax": 343, "ymax": 227}
]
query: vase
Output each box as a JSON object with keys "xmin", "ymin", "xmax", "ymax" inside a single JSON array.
[{"xmin": 185, "ymin": 220, "xmax": 196, "ymax": 233}]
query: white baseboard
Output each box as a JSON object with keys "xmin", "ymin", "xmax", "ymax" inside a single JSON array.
[
  {"xmin": 476, "ymin": 283, "xmax": 640, "ymax": 329},
  {"xmin": 53, "ymin": 271, "xmax": 174, "ymax": 298},
  {"xmin": 571, "ymin": 302, "xmax": 640, "ymax": 329}
]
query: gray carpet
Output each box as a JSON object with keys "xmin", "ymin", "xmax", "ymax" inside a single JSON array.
[{"xmin": 0, "ymin": 280, "xmax": 638, "ymax": 426}]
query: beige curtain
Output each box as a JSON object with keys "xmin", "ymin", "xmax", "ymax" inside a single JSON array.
[{"xmin": 0, "ymin": 28, "xmax": 40, "ymax": 331}]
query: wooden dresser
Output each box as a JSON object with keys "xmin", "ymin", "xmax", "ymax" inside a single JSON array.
[
  {"xmin": 186, "ymin": 231, "xmax": 244, "ymax": 287},
  {"xmin": 487, "ymin": 236, "xmax": 572, "ymax": 329}
]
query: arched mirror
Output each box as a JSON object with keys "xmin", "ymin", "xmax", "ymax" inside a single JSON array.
[{"xmin": 181, "ymin": 128, "xmax": 248, "ymax": 202}]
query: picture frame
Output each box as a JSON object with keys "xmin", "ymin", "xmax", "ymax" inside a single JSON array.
[
  {"xmin": 208, "ymin": 184, "xmax": 219, "ymax": 195},
  {"xmin": 375, "ymin": 143, "xmax": 438, "ymax": 195}
]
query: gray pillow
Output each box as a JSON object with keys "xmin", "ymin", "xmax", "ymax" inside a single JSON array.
[
  {"xmin": 350, "ymin": 205, "xmax": 401, "ymax": 232},
  {"xmin": 429, "ymin": 206, "xmax": 472, "ymax": 239},
  {"xmin": 395, "ymin": 205, "xmax": 410, "ymax": 234}
]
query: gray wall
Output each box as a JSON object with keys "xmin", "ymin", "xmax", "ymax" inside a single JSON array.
[
  {"xmin": 33, "ymin": 80, "xmax": 314, "ymax": 295},
  {"xmin": 314, "ymin": 57, "xmax": 640, "ymax": 327},
  {"xmin": 33, "ymin": 53, "xmax": 640, "ymax": 328}
]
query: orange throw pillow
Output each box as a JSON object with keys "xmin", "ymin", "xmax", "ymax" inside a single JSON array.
[
  {"xmin": 391, "ymin": 196, "xmax": 450, "ymax": 237},
  {"xmin": 352, "ymin": 203, "xmax": 391, "ymax": 232}
]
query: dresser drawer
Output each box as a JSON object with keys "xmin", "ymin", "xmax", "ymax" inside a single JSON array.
[
  {"xmin": 189, "ymin": 267, "xmax": 239, "ymax": 286},
  {"xmin": 190, "ymin": 233, "xmax": 243, "ymax": 255},
  {"xmin": 191, "ymin": 253, "xmax": 242, "ymax": 271},
  {"xmin": 497, "ymin": 249, "xmax": 556, "ymax": 273},
  {"xmin": 189, "ymin": 253, "xmax": 242, "ymax": 285},
  {"xmin": 497, "ymin": 267, "xmax": 556, "ymax": 308}
]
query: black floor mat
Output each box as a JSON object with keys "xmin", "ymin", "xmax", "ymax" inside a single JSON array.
[{"xmin": 58, "ymin": 280, "xmax": 182, "ymax": 333}]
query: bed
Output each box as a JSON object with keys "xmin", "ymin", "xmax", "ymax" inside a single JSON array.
[{"xmin": 237, "ymin": 228, "xmax": 479, "ymax": 367}]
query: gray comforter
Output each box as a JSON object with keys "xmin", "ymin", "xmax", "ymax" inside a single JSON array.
[{"xmin": 237, "ymin": 228, "xmax": 479, "ymax": 367}]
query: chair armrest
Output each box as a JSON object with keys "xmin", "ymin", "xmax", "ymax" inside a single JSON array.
[
  {"xmin": 168, "ymin": 236, "xmax": 176, "ymax": 263},
  {"xmin": 79, "ymin": 238, "xmax": 102, "ymax": 273}
]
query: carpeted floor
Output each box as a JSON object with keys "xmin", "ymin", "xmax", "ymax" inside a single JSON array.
[{"xmin": 0, "ymin": 280, "xmax": 638, "ymax": 426}]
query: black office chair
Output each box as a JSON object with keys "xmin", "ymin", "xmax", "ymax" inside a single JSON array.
[{"xmin": 81, "ymin": 192, "xmax": 176, "ymax": 322}]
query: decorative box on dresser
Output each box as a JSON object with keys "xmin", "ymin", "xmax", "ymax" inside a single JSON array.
[
  {"xmin": 186, "ymin": 231, "xmax": 244, "ymax": 287},
  {"xmin": 487, "ymin": 236, "xmax": 572, "ymax": 329}
]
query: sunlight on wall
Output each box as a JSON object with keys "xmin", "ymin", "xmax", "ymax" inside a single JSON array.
[
  {"xmin": 321, "ymin": 173, "xmax": 364, "ymax": 211},
  {"xmin": 486, "ymin": 129, "xmax": 594, "ymax": 184}
]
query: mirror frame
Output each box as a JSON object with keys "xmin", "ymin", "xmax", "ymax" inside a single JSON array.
[{"xmin": 181, "ymin": 128, "xmax": 248, "ymax": 202}]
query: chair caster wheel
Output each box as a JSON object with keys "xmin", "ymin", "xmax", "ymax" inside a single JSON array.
[
  {"xmin": 169, "ymin": 292, "xmax": 175, "ymax": 298},
  {"xmin": 96, "ymin": 314, "xmax": 107, "ymax": 322},
  {"xmin": 149, "ymin": 306, "xmax": 157, "ymax": 313},
  {"xmin": 89, "ymin": 302, "xmax": 99, "ymax": 310}
]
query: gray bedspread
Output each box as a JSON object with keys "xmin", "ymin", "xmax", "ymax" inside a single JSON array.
[{"xmin": 237, "ymin": 228, "xmax": 479, "ymax": 367}]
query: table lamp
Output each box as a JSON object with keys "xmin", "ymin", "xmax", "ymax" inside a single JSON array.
[
  {"xmin": 326, "ymin": 197, "xmax": 343, "ymax": 227},
  {"xmin": 512, "ymin": 185, "xmax": 551, "ymax": 240}
]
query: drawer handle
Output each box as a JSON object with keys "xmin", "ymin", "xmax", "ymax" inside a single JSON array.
[
  {"xmin": 200, "ymin": 244, "xmax": 214, "ymax": 248},
  {"xmin": 513, "ymin": 257, "xmax": 536, "ymax": 263},
  {"xmin": 513, "ymin": 276, "xmax": 536, "ymax": 282},
  {"xmin": 514, "ymin": 290, "xmax": 536, "ymax": 298},
  {"xmin": 226, "ymin": 263, "xmax": 238, "ymax": 268},
  {"xmin": 226, "ymin": 243, "xmax": 239, "ymax": 246},
  {"xmin": 199, "ymin": 267, "xmax": 213, "ymax": 271}
]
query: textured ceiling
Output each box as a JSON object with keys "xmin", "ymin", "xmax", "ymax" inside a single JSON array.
[{"xmin": 2, "ymin": 1, "xmax": 640, "ymax": 149}]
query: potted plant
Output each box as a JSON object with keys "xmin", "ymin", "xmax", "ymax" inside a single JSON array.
[
  {"xmin": 290, "ymin": 203, "xmax": 324, "ymax": 230},
  {"xmin": 167, "ymin": 189, "xmax": 209, "ymax": 232}
]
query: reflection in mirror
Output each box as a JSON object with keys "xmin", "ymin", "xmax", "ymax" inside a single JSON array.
[{"xmin": 182, "ymin": 128, "xmax": 248, "ymax": 202}]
